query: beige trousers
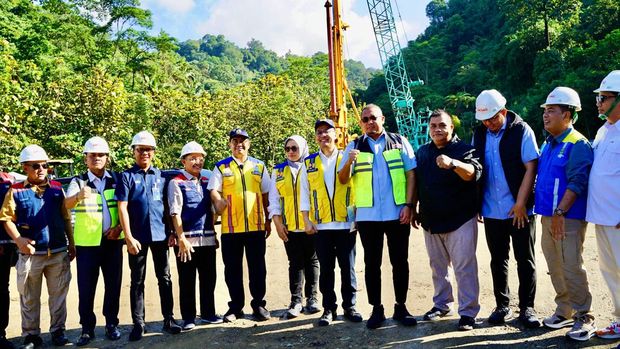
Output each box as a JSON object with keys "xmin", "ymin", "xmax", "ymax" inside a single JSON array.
[
  {"xmin": 541, "ymin": 216, "xmax": 592, "ymax": 319},
  {"xmin": 15, "ymin": 251, "xmax": 71, "ymax": 336}
]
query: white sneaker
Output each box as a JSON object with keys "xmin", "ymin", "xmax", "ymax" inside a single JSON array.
[
  {"xmin": 543, "ymin": 314, "xmax": 574, "ymax": 329},
  {"xmin": 566, "ymin": 316, "xmax": 596, "ymax": 341},
  {"xmin": 596, "ymin": 321, "xmax": 620, "ymax": 339}
]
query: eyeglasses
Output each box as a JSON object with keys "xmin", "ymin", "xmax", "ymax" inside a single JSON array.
[
  {"xmin": 27, "ymin": 163, "xmax": 49, "ymax": 170},
  {"xmin": 186, "ymin": 156, "xmax": 204, "ymax": 162},
  {"xmin": 135, "ymin": 147, "xmax": 155, "ymax": 153},
  {"xmin": 483, "ymin": 113, "xmax": 501, "ymax": 123},
  {"xmin": 596, "ymin": 95, "xmax": 617, "ymax": 104},
  {"xmin": 361, "ymin": 115, "xmax": 378, "ymax": 123},
  {"xmin": 284, "ymin": 146, "xmax": 298, "ymax": 152},
  {"xmin": 316, "ymin": 129, "xmax": 334, "ymax": 136}
]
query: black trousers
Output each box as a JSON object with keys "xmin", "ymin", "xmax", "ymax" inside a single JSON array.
[
  {"xmin": 358, "ymin": 220, "xmax": 410, "ymax": 307},
  {"xmin": 76, "ymin": 240, "xmax": 123, "ymax": 331},
  {"xmin": 0, "ymin": 244, "xmax": 16, "ymax": 337},
  {"xmin": 221, "ymin": 231, "xmax": 266, "ymax": 312},
  {"xmin": 315, "ymin": 229, "xmax": 357, "ymax": 311},
  {"xmin": 484, "ymin": 217, "xmax": 537, "ymax": 309},
  {"xmin": 283, "ymin": 231, "xmax": 319, "ymax": 304},
  {"xmin": 174, "ymin": 245, "xmax": 217, "ymax": 322},
  {"xmin": 128, "ymin": 240, "xmax": 174, "ymax": 325}
]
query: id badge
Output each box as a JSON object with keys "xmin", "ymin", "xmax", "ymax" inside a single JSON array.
[{"xmin": 152, "ymin": 186, "xmax": 161, "ymax": 201}]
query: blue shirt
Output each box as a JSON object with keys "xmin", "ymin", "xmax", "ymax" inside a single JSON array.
[
  {"xmin": 116, "ymin": 165, "xmax": 166, "ymax": 243},
  {"xmin": 338, "ymin": 132, "xmax": 417, "ymax": 222},
  {"xmin": 478, "ymin": 119, "xmax": 539, "ymax": 219}
]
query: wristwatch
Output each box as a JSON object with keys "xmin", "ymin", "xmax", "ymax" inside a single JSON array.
[
  {"xmin": 553, "ymin": 208, "xmax": 566, "ymax": 216},
  {"xmin": 449, "ymin": 159, "xmax": 457, "ymax": 170},
  {"xmin": 404, "ymin": 203, "xmax": 414, "ymax": 208}
]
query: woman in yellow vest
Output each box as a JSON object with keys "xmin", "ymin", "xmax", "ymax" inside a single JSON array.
[
  {"xmin": 65, "ymin": 137, "xmax": 123, "ymax": 346},
  {"xmin": 268, "ymin": 135, "xmax": 320, "ymax": 319},
  {"xmin": 208, "ymin": 128, "xmax": 272, "ymax": 323}
]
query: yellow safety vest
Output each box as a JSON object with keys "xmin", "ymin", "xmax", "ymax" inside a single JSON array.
[
  {"xmin": 217, "ymin": 157, "xmax": 266, "ymax": 233},
  {"xmin": 274, "ymin": 163, "xmax": 304, "ymax": 231},
  {"xmin": 74, "ymin": 187, "xmax": 122, "ymax": 246},
  {"xmin": 305, "ymin": 152, "xmax": 352, "ymax": 224}
]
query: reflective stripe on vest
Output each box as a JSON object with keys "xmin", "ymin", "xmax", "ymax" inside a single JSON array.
[
  {"xmin": 74, "ymin": 189, "xmax": 122, "ymax": 246},
  {"xmin": 304, "ymin": 152, "xmax": 352, "ymax": 224},
  {"xmin": 274, "ymin": 164, "xmax": 303, "ymax": 231},
  {"xmin": 218, "ymin": 158, "xmax": 266, "ymax": 233},
  {"xmin": 352, "ymin": 149, "xmax": 407, "ymax": 208}
]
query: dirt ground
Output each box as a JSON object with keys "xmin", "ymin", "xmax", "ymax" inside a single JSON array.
[{"xmin": 5, "ymin": 220, "xmax": 620, "ymax": 348}]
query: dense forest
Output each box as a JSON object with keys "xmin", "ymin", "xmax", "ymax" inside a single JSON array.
[{"xmin": 1, "ymin": 0, "xmax": 619, "ymax": 174}]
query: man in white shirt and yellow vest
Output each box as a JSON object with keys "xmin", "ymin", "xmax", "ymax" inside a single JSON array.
[
  {"xmin": 301, "ymin": 119, "xmax": 362, "ymax": 327},
  {"xmin": 338, "ymin": 104, "xmax": 418, "ymax": 329},
  {"xmin": 65, "ymin": 137, "xmax": 123, "ymax": 346},
  {"xmin": 209, "ymin": 128, "xmax": 272, "ymax": 322}
]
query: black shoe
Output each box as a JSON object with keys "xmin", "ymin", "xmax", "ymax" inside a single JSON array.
[
  {"xmin": 318, "ymin": 309, "xmax": 337, "ymax": 326},
  {"xmin": 223, "ymin": 309, "xmax": 244, "ymax": 323},
  {"xmin": 393, "ymin": 304, "xmax": 417, "ymax": 326},
  {"xmin": 488, "ymin": 306, "xmax": 513, "ymax": 325},
  {"xmin": 366, "ymin": 305, "xmax": 386, "ymax": 329},
  {"xmin": 21, "ymin": 335, "xmax": 42, "ymax": 349},
  {"xmin": 423, "ymin": 306, "xmax": 452, "ymax": 321},
  {"xmin": 75, "ymin": 331, "xmax": 94, "ymax": 347},
  {"xmin": 50, "ymin": 330, "xmax": 68, "ymax": 346},
  {"xmin": 105, "ymin": 324, "xmax": 121, "ymax": 341},
  {"xmin": 163, "ymin": 318, "xmax": 182, "ymax": 334},
  {"xmin": 252, "ymin": 306, "xmax": 271, "ymax": 321},
  {"xmin": 458, "ymin": 316, "xmax": 475, "ymax": 331},
  {"xmin": 128, "ymin": 324, "xmax": 144, "ymax": 342},
  {"xmin": 0, "ymin": 336, "xmax": 14, "ymax": 349},
  {"xmin": 343, "ymin": 307, "xmax": 363, "ymax": 323},
  {"xmin": 519, "ymin": 307, "xmax": 542, "ymax": 329}
]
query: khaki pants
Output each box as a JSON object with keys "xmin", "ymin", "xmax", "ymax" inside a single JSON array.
[
  {"xmin": 15, "ymin": 251, "xmax": 71, "ymax": 336},
  {"xmin": 541, "ymin": 216, "xmax": 592, "ymax": 319},
  {"xmin": 595, "ymin": 224, "xmax": 620, "ymax": 321}
]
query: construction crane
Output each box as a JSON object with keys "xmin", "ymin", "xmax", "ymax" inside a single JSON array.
[
  {"xmin": 366, "ymin": 0, "xmax": 430, "ymax": 149},
  {"xmin": 324, "ymin": 0, "xmax": 360, "ymax": 149}
]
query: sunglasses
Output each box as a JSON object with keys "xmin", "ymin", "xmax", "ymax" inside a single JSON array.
[
  {"xmin": 361, "ymin": 115, "xmax": 378, "ymax": 123},
  {"xmin": 284, "ymin": 146, "xmax": 298, "ymax": 152},
  {"xmin": 596, "ymin": 95, "xmax": 617, "ymax": 104},
  {"xmin": 27, "ymin": 163, "xmax": 49, "ymax": 170},
  {"xmin": 135, "ymin": 147, "xmax": 155, "ymax": 153}
]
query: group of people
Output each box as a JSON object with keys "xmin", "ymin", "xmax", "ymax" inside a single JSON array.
[{"xmin": 0, "ymin": 70, "xmax": 618, "ymax": 349}]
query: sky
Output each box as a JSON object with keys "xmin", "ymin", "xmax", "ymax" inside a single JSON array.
[{"xmin": 140, "ymin": 0, "xmax": 431, "ymax": 69}]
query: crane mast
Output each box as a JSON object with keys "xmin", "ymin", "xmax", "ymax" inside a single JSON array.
[{"xmin": 366, "ymin": 0, "xmax": 429, "ymax": 149}]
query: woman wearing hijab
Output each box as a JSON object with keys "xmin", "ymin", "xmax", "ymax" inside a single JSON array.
[{"xmin": 268, "ymin": 135, "xmax": 321, "ymax": 319}]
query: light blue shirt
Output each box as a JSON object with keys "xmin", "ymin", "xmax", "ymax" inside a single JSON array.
[
  {"xmin": 338, "ymin": 132, "xmax": 417, "ymax": 222},
  {"xmin": 478, "ymin": 119, "xmax": 539, "ymax": 219}
]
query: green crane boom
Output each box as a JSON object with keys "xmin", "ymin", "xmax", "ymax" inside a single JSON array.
[{"xmin": 366, "ymin": 0, "xmax": 429, "ymax": 149}]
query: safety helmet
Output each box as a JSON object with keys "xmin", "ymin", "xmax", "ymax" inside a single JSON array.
[
  {"xmin": 83, "ymin": 136, "xmax": 110, "ymax": 153},
  {"xmin": 540, "ymin": 87, "xmax": 582, "ymax": 111},
  {"xmin": 180, "ymin": 141, "xmax": 206, "ymax": 159},
  {"xmin": 131, "ymin": 131, "xmax": 156, "ymax": 148},
  {"xmin": 475, "ymin": 89, "xmax": 507, "ymax": 121},
  {"xmin": 594, "ymin": 70, "xmax": 620, "ymax": 93},
  {"xmin": 19, "ymin": 145, "xmax": 49, "ymax": 163}
]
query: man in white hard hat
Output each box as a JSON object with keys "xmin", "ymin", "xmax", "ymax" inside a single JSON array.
[
  {"xmin": 472, "ymin": 90, "xmax": 542, "ymax": 328},
  {"xmin": 534, "ymin": 88, "xmax": 596, "ymax": 341},
  {"xmin": 168, "ymin": 141, "xmax": 222, "ymax": 330},
  {"xmin": 0, "ymin": 172, "xmax": 15, "ymax": 349},
  {"xmin": 208, "ymin": 128, "xmax": 272, "ymax": 322},
  {"xmin": 587, "ymin": 70, "xmax": 620, "ymax": 340},
  {"xmin": 64, "ymin": 137, "xmax": 123, "ymax": 346},
  {"xmin": 0, "ymin": 145, "xmax": 75, "ymax": 348},
  {"xmin": 116, "ymin": 131, "xmax": 181, "ymax": 341}
]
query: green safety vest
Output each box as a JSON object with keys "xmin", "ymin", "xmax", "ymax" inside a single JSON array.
[
  {"xmin": 352, "ymin": 133, "xmax": 407, "ymax": 208},
  {"xmin": 73, "ymin": 180, "xmax": 122, "ymax": 246}
]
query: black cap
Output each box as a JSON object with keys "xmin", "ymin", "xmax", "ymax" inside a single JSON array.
[
  {"xmin": 314, "ymin": 119, "xmax": 335, "ymax": 130},
  {"xmin": 229, "ymin": 128, "xmax": 249, "ymax": 140}
]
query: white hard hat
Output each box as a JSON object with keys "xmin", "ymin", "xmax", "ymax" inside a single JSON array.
[
  {"xmin": 540, "ymin": 87, "xmax": 582, "ymax": 111},
  {"xmin": 475, "ymin": 89, "xmax": 507, "ymax": 121},
  {"xmin": 180, "ymin": 141, "xmax": 206, "ymax": 159},
  {"xmin": 19, "ymin": 145, "xmax": 49, "ymax": 163},
  {"xmin": 83, "ymin": 136, "xmax": 110, "ymax": 153},
  {"xmin": 594, "ymin": 70, "xmax": 620, "ymax": 93},
  {"xmin": 131, "ymin": 131, "xmax": 156, "ymax": 148}
]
